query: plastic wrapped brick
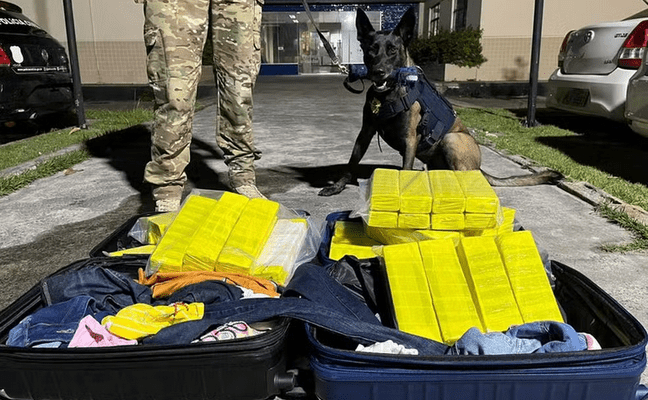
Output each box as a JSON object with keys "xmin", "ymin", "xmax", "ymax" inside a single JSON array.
[
  {"xmin": 429, "ymin": 170, "xmax": 465, "ymax": 214},
  {"xmin": 365, "ymin": 225, "xmax": 429, "ymax": 245},
  {"xmin": 430, "ymin": 213, "xmax": 465, "ymax": 231},
  {"xmin": 147, "ymin": 195, "xmax": 219, "ymax": 275},
  {"xmin": 399, "ymin": 170, "xmax": 432, "ymax": 214},
  {"xmin": 383, "ymin": 242, "xmax": 442, "ymax": 341},
  {"xmin": 367, "ymin": 210, "xmax": 399, "ymax": 228},
  {"xmin": 496, "ymin": 231, "xmax": 564, "ymax": 323},
  {"xmin": 183, "ymin": 192, "xmax": 249, "ymax": 271},
  {"xmin": 419, "ymin": 239, "xmax": 483, "ymax": 344},
  {"xmin": 455, "ymin": 170, "xmax": 500, "ymax": 214},
  {"xmin": 217, "ymin": 198, "xmax": 280, "ymax": 273},
  {"xmin": 254, "ymin": 218, "xmax": 310, "ymax": 285},
  {"xmin": 464, "ymin": 207, "xmax": 516, "ymax": 237},
  {"xmin": 108, "ymin": 245, "xmax": 157, "ymax": 257},
  {"xmin": 369, "ymin": 168, "xmax": 400, "ymax": 211},
  {"xmin": 128, "ymin": 212, "xmax": 177, "ymax": 245},
  {"xmin": 416, "ymin": 229, "xmax": 463, "ymax": 245},
  {"xmin": 457, "ymin": 236, "xmax": 523, "ymax": 332},
  {"xmin": 464, "ymin": 212, "xmax": 500, "ymax": 230},
  {"xmin": 398, "ymin": 213, "xmax": 430, "ymax": 229},
  {"xmin": 333, "ymin": 220, "xmax": 382, "ymax": 246}
]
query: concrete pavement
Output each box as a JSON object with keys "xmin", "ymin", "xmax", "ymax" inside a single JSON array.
[{"xmin": 0, "ymin": 74, "xmax": 646, "ymax": 386}]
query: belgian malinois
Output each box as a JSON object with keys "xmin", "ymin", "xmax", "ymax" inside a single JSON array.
[{"xmin": 318, "ymin": 7, "xmax": 561, "ymax": 196}]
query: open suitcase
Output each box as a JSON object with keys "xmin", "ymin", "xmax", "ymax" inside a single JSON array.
[
  {"xmin": 0, "ymin": 256, "xmax": 296, "ymax": 400},
  {"xmin": 309, "ymin": 211, "xmax": 648, "ymax": 400}
]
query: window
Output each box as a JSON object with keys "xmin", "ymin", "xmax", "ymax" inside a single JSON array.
[
  {"xmin": 429, "ymin": 4, "xmax": 440, "ymax": 36},
  {"xmin": 453, "ymin": 0, "xmax": 467, "ymax": 31}
]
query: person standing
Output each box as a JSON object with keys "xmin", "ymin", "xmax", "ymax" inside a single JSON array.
[{"xmin": 136, "ymin": 0, "xmax": 265, "ymax": 212}]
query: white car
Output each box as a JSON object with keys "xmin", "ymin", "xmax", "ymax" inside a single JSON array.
[
  {"xmin": 625, "ymin": 45, "xmax": 648, "ymax": 137},
  {"xmin": 546, "ymin": 17, "xmax": 648, "ymax": 123}
]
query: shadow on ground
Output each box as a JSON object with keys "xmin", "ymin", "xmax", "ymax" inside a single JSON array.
[
  {"xmin": 508, "ymin": 107, "xmax": 648, "ymax": 186},
  {"xmin": 84, "ymin": 123, "xmax": 230, "ymax": 211}
]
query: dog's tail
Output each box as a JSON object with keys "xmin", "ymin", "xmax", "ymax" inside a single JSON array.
[{"xmin": 481, "ymin": 169, "xmax": 563, "ymax": 187}]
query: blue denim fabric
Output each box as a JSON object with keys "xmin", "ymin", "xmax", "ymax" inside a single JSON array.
[
  {"xmin": 450, "ymin": 321, "xmax": 587, "ymax": 355},
  {"xmin": 42, "ymin": 264, "xmax": 152, "ymax": 315},
  {"xmin": 164, "ymin": 281, "xmax": 243, "ymax": 305},
  {"xmin": 7, "ymin": 295, "xmax": 96, "ymax": 348},
  {"xmin": 143, "ymin": 263, "xmax": 450, "ymax": 355}
]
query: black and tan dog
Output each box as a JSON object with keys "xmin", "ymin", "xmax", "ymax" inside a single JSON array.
[{"xmin": 319, "ymin": 7, "xmax": 561, "ymax": 196}]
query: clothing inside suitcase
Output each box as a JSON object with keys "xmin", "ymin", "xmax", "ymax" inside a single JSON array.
[
  {"xmin": 0, "ymin": 257, "xmax": 297, "ymax": 400},
  {"xmin": 307, "ymin": 260, "xmax": 648, "ymax": 400}
]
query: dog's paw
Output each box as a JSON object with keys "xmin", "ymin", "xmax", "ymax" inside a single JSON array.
[{"xmin": 318, "ymin": 184, "xmax": 345, "ymax": 196}]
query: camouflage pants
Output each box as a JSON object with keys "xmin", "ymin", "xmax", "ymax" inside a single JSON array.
[{"xmin": 141, "ymin": 0, "xmax": 263, "ymax": 201}]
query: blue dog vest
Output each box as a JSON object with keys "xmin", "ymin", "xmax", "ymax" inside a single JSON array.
[{"xmin": 376, "ymin": 67, "xmax": 457, "ymax": 152}]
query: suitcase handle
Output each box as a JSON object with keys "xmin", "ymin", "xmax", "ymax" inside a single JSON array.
[{"xmin": 637, "ymin": 384, "xmax": 648, "ymax": 400}]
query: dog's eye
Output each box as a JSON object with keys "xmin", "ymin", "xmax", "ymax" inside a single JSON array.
[{"xmin": 387, "ymin": 45, "xmax": 398, "ymax": 55}]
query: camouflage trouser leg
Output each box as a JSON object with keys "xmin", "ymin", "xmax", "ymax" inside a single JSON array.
[
  {"xmin": 211, "ymin": 0, "xmax": 263, "ymax": 188},
  {"xmin": 142, "ymin": 0, "xmax": 210, "ymax": 202}
]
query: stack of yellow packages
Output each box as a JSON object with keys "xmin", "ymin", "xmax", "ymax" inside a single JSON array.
[
  {"xmin": 145, "ymin": 192, "xmax": 311, "ymax": 283},
  {"xmin": 429, "ymin": 170, "xmax": 466, "ymax": 231},
  {"xmin": 183, "ymin": 192, "xmax": 250, "ymax": 271},
  {"xmin": 383, "ymin": 242, "xmax": 442, "ymax": 341},
  {"xmin": 398, "ymin": 170, "xmax": 432, "ymax": 229},
  {"xmin": 456, "ymin": 170, "xmax": 503, "ymax": 230},
  {"xmin": 496, "ymin": 231, "xmax": 563, "ymax": 323},
  {"xmin": 367, "ymin": 169, "xmax": 400, "ymax": 228},
  {"xmin": 329, "ymin": 220, "xmax": 381, "ymax": 261},
  {"xmin": 456, "ymin": 236, "xmax": 523, "ymax": 332},
  {"xmin": 217, "ymin": 198, "xmax": 280, "ymax": 274},
  {"xmin": 148, "ymin": 195, "xmax": 220, "ymax": 273}
]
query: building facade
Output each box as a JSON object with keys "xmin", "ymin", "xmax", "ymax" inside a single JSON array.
[{"xmin": 10, "ymin": 0, "xmax": 647, "ymax": 84}]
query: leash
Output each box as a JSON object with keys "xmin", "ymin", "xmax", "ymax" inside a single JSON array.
[
  {"xmin": 301, "ymin": 0, "xmax": 369, "ymax": 94},
  {"xmin": 301, "ymin": 0, "xmax": 348, "ymax": 75}
]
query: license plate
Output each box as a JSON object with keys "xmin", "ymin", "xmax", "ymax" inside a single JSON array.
[{"xmin": 561, "ymin": 88, "xmax": 590, "ymax": 107}]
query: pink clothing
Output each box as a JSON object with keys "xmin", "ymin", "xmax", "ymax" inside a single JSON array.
[{"xmin": 68, "ymin": 315, "xmax": 138, "ymax": 348}]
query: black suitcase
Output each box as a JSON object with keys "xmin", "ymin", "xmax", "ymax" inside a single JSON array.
[{"xmin": 0, "ymin": 256, "xmax": 296, "ymax": 400}]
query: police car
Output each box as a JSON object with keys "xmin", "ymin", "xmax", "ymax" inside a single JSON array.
[{"xmin": 0, "ymin": 1, "xmax": 73, "ymax": 127}]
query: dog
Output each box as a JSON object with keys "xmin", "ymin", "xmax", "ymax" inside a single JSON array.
[{"xmin": 318, "ymin": 7, "xmax": 561, "ymax": 197}]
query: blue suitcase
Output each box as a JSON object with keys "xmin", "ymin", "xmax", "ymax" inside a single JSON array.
[{"xmin": 310, "ymin": 211, "xmax": 648, "ymax": 400}]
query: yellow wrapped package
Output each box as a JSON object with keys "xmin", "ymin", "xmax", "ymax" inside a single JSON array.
[
  {"xmin": 464, "ymin": 212, "xmax": 501, "ymax": 230},
  {"xmin": 148, "ymin": 195, "xmax": 219, "ymax": 274},
  {"xmin": 329, "ymin": 242, "xmax": 380, "ymax": 261},
  {"xmin": 255, "ymin": 218, "xmax": 309, "ymax": 284},
  {"xmin": 383, "ymin": 242, "xmax": 442, "ymax": 341},
  {"xmin": 457, "ymin": 236, "xmax": 523, "ymax": 332},
  {"xmin": 333, "ymin": 221, "xmax": 381, "ymax": 246},
  {"xmin": 367, "ymin": 210, "xmax": 399, "ymax": 228},
  {"xmin": 142, "ymin": 212, "xmax": 177, "ymax": 244},
  {"xmin": 496, "ymin": 231, "xmax": 564, "ymax": 323},
  {"xmin": 465, "ymin": 207, "xmax": 516, "ymax": 237},
  {"xmin": 429, "ymin": 170, "xmax": 465, "ymax": 214},
  {"xmin": 398, "ymin": 213, "xmax": 430, "ymax": 229},
  {"xmin": 369, "ymin": 168, "xmax": 400, "ymax": 211},
  {"xmin": 455, "ymin": 170, "xmax": 500, "ymax": 214},
  {"xmin": 365, "ymin": 225, "xmax": 423, "ymax": 245},
  {"xmin": 416, "ymin": 229, "xmax": 463, "ymax": 245},
  {"xmin": 419, "ymin": 239, "xmax": 483, "ymax": 344},
  {"xmin": 399, "ymin": 170, "xmax": 432, "ymax": 214},
  {"xmin": 183, "ymin": 192, "xmax": 249, "ymax": 271},
  {"xmin": 217, "ymin": 198, "xmax": 280, "ymax": 273},
  {"xmin": 430, "ymin": 213, "xmax": 465, "ymax": 231}
]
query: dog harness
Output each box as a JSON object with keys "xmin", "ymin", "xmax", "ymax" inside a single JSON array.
[{"xmin": 375, "ymin": 67, "xmax": 457, "ymax": 152}]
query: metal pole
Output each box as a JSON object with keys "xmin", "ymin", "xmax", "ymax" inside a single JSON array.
[
  {"xmin": 526, "ymin": 0, "xmax": 544, "ymax": 127},
  {"xmin": 62, "ymin": 0, "xmax": 87, "ymax": 129}
]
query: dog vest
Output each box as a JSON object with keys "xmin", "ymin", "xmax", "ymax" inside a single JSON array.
[{"xmin": 376, "ymin": 67, "xmax": 457, "ymax": 152}]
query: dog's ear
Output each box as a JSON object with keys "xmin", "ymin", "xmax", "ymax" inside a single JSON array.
[
  {"xmin": 356, "ymin": 8, "xmax": 375, "ymax": 42},
  {"xmin": 393, "ymin": 7, "xmax": 416, "ymax": 47}
]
